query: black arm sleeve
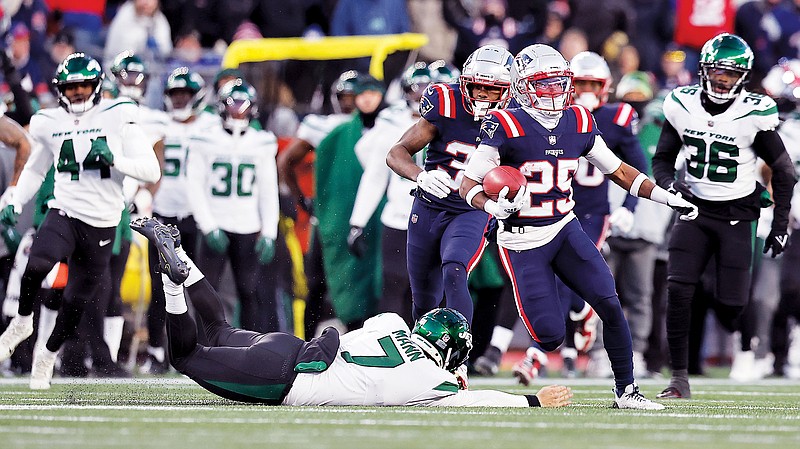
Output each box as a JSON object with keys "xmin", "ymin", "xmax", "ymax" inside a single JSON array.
[
  {"xmin": 753, "ymin": 129, "xmax": 796, "ymax": 231},
  {"xmin": 651, "ymin": 120, "xmax": 684, "ymax": 188}
]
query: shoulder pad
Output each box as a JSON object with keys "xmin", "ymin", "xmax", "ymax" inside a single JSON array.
[
  {"xmin": 611, "ymin": 102, "xmax": 637, "ymax": 127},
  {"xmin": 569, "ymin": 105, "xmax": 594, "ymax": 133},
  {"xmin": 421, "ymin": 83, "xmax": 457, "ymax": 119},
  {"xmin": 488, "ymin": 110, "xmax": 525, "ymax": 138}
]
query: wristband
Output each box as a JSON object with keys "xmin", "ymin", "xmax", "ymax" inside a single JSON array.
[
  {"xmin": 629, "ymin": 173, "xmax": 648, "ymax": 198},
  {"xmin": 524, "ymin": 394, "xmax": 541, "ymax": 407},
  {"xmin": 465, "ymin": 184, "xmax": 484, "ymax": 207}
]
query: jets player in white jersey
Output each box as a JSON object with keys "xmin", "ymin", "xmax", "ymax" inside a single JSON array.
[
  {"xmin": 347, "ymin": 63, "xmax": 438, "ymax": 324},
  {"xmin": 651, "ymin": 34, "xmax": 796, "ymax": 399},
  {"xmin": 0, "ymin": 52, "xmax": 161, "ymax": 388},
  {"xmin": 144, "ymin": 66, "xmax": 211, "ymax": 373},
  {"xmin": 277, "ymin": 70, "xmax": 359, "ymax": 338},
  {"xmin": 129, "ymin": 216, "xmax": 573, "ymax": 407},
  {"xmin": 185, "ymin": 78, "xmax": 280, "ymax": 332}
]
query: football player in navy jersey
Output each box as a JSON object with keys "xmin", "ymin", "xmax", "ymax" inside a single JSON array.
[
  {"xmin": 511, "ymin": 51, "xmax": 652, "ymax": 383},
  {"xmin": 386, "ymin": 45, "xmax": 514, "ymax": 326},
  {"xmin": 460, "ymin": 44, "xmax": 698, "ymax": 409}
]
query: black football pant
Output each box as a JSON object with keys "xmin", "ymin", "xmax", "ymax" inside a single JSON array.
[{"xmin": 772, "ymin": 231, "xmax": 800, "ymax": 374}]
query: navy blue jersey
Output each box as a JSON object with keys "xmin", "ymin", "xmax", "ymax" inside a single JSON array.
[
  {"xmin": 479, "ymin": 105, "xmax": 601, "ymax": 226},
  {"xmin": 572, "ymin": 102, "xmax": 647, "ymax": 216},
  {"xmin": 418, "ymin": 82, "xmax": 482, "ymax": 212}
]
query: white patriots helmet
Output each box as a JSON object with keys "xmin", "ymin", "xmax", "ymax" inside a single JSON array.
[
  {"xmin": 512, "ymin": 44, "xmax": 574, "ymax": 113},
  {"xmin": 459, "ymin": 44, "xmax": 514, "ymax": 120},
  {"xmin": 570, "ymin": 51, "xmax": 612, "ymax": 111}
]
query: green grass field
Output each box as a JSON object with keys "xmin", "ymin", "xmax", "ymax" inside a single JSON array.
[{"xmin": 1, "ymin": 377, "xmax": 799, "ymax": 449}]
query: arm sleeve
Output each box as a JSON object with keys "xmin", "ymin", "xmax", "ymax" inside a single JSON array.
[
  {"xmin": 651, "ymin": 120, "xmax": 683, "ymax": 189},
  {"xmin": 113, "ymin": 123, "xmax": 161, "ymax": 183},
  {"xmin": 753, "ymin": 129, "xmax": 796, "ymax": 231},
  {"xmin": 350, "ymin": 127, "xmax": 393, "ymax": 228},
  {"xmin": 584, "ymin": 136, "xmax": 623, "ymax": 174},
  {"xmin": 426, "ymin": 390, "xmax": 529, "ymax": 407},
  {"xmin": 463, "ymin": 143, "xmax": 500, "ymax": 182},
  {"xmin": 185, "ymin": 146, "xmax": 216, "ymax": 234},
  {"xmin": 258, "ymin": 141, "xmax": 280, "ymax": 240}
]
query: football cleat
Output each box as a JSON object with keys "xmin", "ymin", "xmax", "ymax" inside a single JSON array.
[
  {"xmin": 571, "ymin": 303, "xmax": 599, "ymax": 352},
  {"xmin": 29, "ymin": 347, "xmax": 58, "ymax": 390},
  {"xmin": 130, "ymin": 217, "xmax": 189, "ymax": 284},
  {"xmin": 0, "ymin": 315, "xmax": 34, "ymax": 362},
  {"xmin": 656, "ymin": 385, "xmax": 691, "ymax": 399},
  {"xmin": 613, "ymin": 383, "xmax": 665, "ymax": 410},
  {"xmin": 512, "ymin": 346, "xmax": 548, "ymax": 386},
  {"xmin": 473, "ymin": 345, "xmax": 502, "ymax": 376}
]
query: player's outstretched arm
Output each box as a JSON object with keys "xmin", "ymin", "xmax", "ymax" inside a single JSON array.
[
  {"xmin": 386, "ymin": 118, "xmax": 437, "ymax": 182},
  {"xmin": 115, "ymin": 123, "xmax": 161, "ymax": 183},
  {"xmin": 427, "ymin": 385, "xmax": 572, "ymax": 407},
  {"xmin": 0, "ymin": 116, "xmax": 31, "ymax": 186}
]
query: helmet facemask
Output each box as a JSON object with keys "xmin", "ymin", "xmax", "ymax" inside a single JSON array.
[
  {"xmin": 698, "ymin": 33, "xmax": 753, "ymax": 102},
  {"xmin": 700, "ymin": 64, "xmax": 748, "ymax": 101},
  {"xmin": 517, "ymin": 73, "xmax": 573, "ymax": 113},
  {"xmin": 410, "ymin": 308, "xmax": 473, "ymax": 372},
  {"xmin": 460, "ymin": 45, "xmax": 514, "ymax": 120},
  {"xmin": 56, "ymin": 80, "xmax": 103, "ymax": 114},
  {"xmin": 52, "ymin": 53, "xmax": 104, "ymax": 115},
  {"xmin": 115, "ymin": 70, "xmax": 147, "ymax": 102}
]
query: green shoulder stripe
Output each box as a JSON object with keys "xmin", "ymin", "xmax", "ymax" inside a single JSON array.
[
  {"xmin": 433, "ymin": 381, "xmax": 460, "ymax": 393},
  {"xmin": 100, "ymin": 100, "xmax": 137, "ymax": 112},
  {"xmin": 735, "ymin": 105, "xmax": 778, "ymax": 121},
  {"xmin": 669, "ymin": 92, "xmax": 690, "ymax": 114},
  {"xmin": 189, "ymin": 136, "xmax": 214, "ymax": 143}
]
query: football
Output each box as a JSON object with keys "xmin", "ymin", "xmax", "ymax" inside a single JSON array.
[{"xmin": 483, "ymin": 166, "xmax": 527, "ymax": 200}]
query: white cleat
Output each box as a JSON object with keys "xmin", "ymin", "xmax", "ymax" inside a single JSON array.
[
  {"xmin": 730, "ymin": 350, "xmax": 758, "ymax": 382},
  {"xmin": 613, "ymin": 383, "xmax": 665, "ymax": 410},
  {"xmin": 29, "ymin": 348, "xmax": 57, "ymax": 390},
  {"xmin": 0, "ymin": 315, "xmax": 34, "ymax": 362}
]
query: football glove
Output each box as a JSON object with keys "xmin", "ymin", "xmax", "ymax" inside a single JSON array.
[
  {"xmin": 483, "ymin": 185, "xmax": 527, "ymax": 219},
  {"xmin": 416, "ymin": 170, "xmax": 451, "ymax": 199},
  {"xmin": 0, "ymin": 204, "xmax": 19, "ymax": 226},
  {"xmin": 667, "ymin": 180, "xmax": 694, "ymax": 201},
  {"xmin": 666, "ymin": 191, "xmax": 698, "ymax": 221},
  {"xmin": 347, "ymin": 226, "xmax": 367, "ymax": 258},
  {"xmin": 204, "ymin": 229, "xmax": 229, "ymax": 254},
  {"xmin": 0, "ymin": 186, "xmax": 16, "ymax": 210},
  {"xmin": 255, "ymin": 236, "xmax": 275, "ymax": 264},
  {"xmin": 90, "ymin": 137, "xmax": 114, "ymax": 166},
  {"xmin": 0, "ymin": 224, "xmax": 21, "ymax": 254},
  {"xmin": 608, "ymin": 207, "xmax": 635, "ymax": 234},
  {"xmin": 763, "ymin": 229, "xmax": 789, "ymax": 258}
]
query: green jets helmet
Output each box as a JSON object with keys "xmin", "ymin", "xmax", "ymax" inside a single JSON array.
[
  {"xmin": 699, "ymin": 33, "xmax": 753, "ymax": 100},
  {"xmin": 164, "ymin": 67, "xmax": 207, "ymax": 121},
  {"xmin": 429, "ymin": 59, "xmax": 460, "ymax": 83},
  {"xmin": 411, "ymin": 308, "xmax": 473, "ymax": 371},
  {"xmin": 52, "ymin": 52, "xmax": 104, "ymax": 114},
  {"xmin": 218, "ymin": 78, "xmax": 258, "ymax": 134},
  {"xmin": 401, "ymin": 62, "xmax": 433, "ymax": 94},
  {"xmin": 331, "ymin": 70, "xmax": 359, "ymax": 114},
  {"xmin": 110, "ymin": 51, "xmax": 148, "ymax": 101}
]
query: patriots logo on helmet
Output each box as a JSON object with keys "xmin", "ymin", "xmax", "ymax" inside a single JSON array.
[
  {"xmin": 516, "ymin": 53, "xmax": 533, "ymax": 72},
  {"xmin": 420, "ymin": 96, "xmax": 434, "ymax": 116},
  {"xmin": 481, "ymin": 120, "xmax": 499, "ymax": 139}
]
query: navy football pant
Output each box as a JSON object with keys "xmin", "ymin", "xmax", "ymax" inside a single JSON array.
[
  {"xmin": 406, "ymin": 199, "xmax": 489, "ymax": 324},
  {"xmin": 499, "ymin": 218, "xmax": 633, "ymax": 389}
]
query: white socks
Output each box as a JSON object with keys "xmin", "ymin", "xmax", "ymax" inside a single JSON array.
[
  {"xmin": 147, "ymin": 345, "xmax": 165, "ymax": 363},
  {"xmin": 163, "ymin": 274, "xmax": 188, "ymax": 315},
  {"xmin": 489, "ymin": 326, "xmax": 515, "ymax": 353},
  {"xmin": 103, "ymin": 316, "xmax": 125, "ymax": 362},
  {"xmin": 175, "ymin": 246, "xmax": 203, "ymax": 287}
]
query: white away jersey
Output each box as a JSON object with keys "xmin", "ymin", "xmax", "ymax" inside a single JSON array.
[
  {"xmin": 351, "ymin": 103, "xmax": 420, "ymax": 230},
  {"xmin": 283, "ymin": 313, "xmax": 459, "ymax": 406},
  {"xmin": 295, "ymin": 113, "xmax": 351, "ymax": 148},
  {"xmin": 138, "ymin": 104, "xmax": 170, "ymax": 146},
  {"xmin": 663, "ymin": 85, "xmax": 779, "ymax": 201},
  {"xmin": 185, "ymin": 123, "xmax": 279, "ymax": 237},
  {"xmin": 27, "ymin": 98, "xmax": 153, "ymax": 227},
  {"xmin": 153, "ymin": 113, "xmax": 217, "ymax": 218}
]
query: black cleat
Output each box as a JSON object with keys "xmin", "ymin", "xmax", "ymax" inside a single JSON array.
[{"xmin": 130, "ymin": 217, "xmax": 189, "ymax": 284}]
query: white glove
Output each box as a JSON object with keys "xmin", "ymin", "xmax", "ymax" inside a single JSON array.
[
  {"xmin": 608, "ymin": 207, "xmax": 635, "ymax": 234},
  {"xmin": 667, "ymin": 192, "xmax": 699, "ymax": 221},
  {"xmin": 484, "ymin": 185, "xmax": 527, "ymax": 219},
  {"xmin": 0, "ymin": 186, "xmax": 16, "ymax": 210},
  {"xmin": 416, "ymin": 170, "xmax": 452, "ymax": 199}
]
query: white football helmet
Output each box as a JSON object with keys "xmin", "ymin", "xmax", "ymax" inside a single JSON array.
[
  {"xmin": 512, "ymin": 44, "xmax": 573, "ymax": 113},
  {"xmin": 762, "ymin": 58, "xmax": 800, "ymax": 116},
  {"xmin": 570, "ymin": 51, "xmax": 611, "ymax": 111},
  {"xmin": 460, "ymin": 44, "xmax": 514, "ymax": 120}
]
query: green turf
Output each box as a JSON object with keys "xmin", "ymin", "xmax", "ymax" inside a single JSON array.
[{"xmin": 1, "ymin": 378, "xmax": 799, "ymax": 449}]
